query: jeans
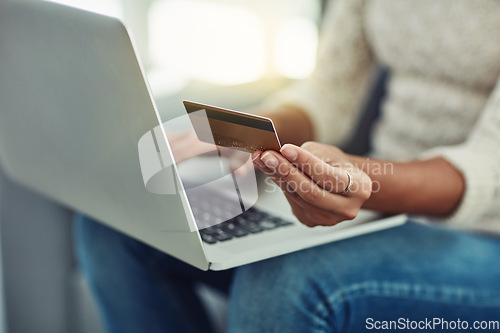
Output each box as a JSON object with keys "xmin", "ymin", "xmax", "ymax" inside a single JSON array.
[{"xmin": 74, "ymin": 214, "xmax": 500, "ymax": 333}]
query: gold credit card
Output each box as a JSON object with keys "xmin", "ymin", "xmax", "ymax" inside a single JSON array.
[{"xmin": 183, "ymin": 101, "xmax": 281, "ymax": 152}]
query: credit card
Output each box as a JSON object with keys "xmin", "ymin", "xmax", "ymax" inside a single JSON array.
[{"xmin": 183, "ymin": 101, "xmax": 281, "ymax": 152}]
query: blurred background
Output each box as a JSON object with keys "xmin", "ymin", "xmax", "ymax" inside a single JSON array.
[
  {"xmin": 0, "ymin": 0, "xmax": 325, "ymax": 332},
  {"xmin": 47, "ymin": 0, "xmax": 324, "ymax": 116}
]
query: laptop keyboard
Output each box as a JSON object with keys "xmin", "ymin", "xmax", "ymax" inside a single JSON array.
[{"xmin": 199, "ymin": 207, "xmax": 294, "ymax": 244}]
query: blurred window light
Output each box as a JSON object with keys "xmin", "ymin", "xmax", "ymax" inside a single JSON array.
[
  {"xmin": 149, "ymin": 0, "xmax": 267, "ymax": 86},
  {"xmin": 45, "ymin": 0, "xmax": 123, "ymax": 18},
  {"xmin": 48, "ymin": 0, "xmax": 321, "ymax": 89},
  {"xmin": 274, "ymin": 18, "xmax": 318, "ymax": 79}
]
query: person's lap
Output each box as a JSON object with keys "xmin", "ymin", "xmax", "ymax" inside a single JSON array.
[
  {"xmin": 74, "ymin": 214, "xmax": 234, "ymax": 333},
  {"xmin": 74, "ymin": 214, "xmax": 500, "ymax": 333},
  {"xmin": 229, "ymin": 222, "xmax": 500, "ymax": 332}
]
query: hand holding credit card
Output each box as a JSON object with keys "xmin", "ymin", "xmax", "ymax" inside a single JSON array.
[{"xmin": 183, "ymin": 101, "xmax": 282, "ymax": 153}]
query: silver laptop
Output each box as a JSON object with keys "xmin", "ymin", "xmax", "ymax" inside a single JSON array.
[{"xmin": 0, "ymin": 1, "xmax": 406, "ymax": 270}]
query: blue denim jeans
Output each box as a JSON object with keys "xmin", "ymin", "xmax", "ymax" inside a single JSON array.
[{"xmin": 74, "ymin": 214, "xmax": 500, "ymax": 333}]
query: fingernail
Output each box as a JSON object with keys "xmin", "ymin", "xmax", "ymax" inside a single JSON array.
[
  {"xmin": 280, "ymin": 144, "xmax": 297, "ymax": 161},
  {"xmin": 261, "ymin": 152, "xmax": 279, "ymax": 168},
  {"xmin": 251, "ymin": 152, "xmax": 266, "ymax": 169},
  {"xmin": 251, "ymin": 151, "xmax": 261, "ymax": 161}
]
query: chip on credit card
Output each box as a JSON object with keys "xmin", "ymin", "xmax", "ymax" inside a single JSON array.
[{"xmin": 183, "ymin": 101, "xmax": 282, "ymax": 153}]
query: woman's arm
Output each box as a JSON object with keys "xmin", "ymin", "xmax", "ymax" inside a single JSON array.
[
  {"xmin": 349, "ymin": 155, "xmax": 464, "ymax": 216},
  {"xmin": 262, "ymin": 108, "xmax": 466, "ymax": 217},
  {"xmin": 252, "ymin": 0, "xmax": 499, "ymax": 226},
  {"xmin": 255, "ymin": 74, "xmax": 500, "ymax": 226},
  {"xmin": 252, "ymin": 142, "xmax": 465, "ymax": 227}
]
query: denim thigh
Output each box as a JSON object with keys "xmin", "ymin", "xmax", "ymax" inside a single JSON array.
[
  {"xmin": 74, "ymin": 214, "xmax": 233, "ymax": 333},
  {"xmin": 228, "ymin": 222, "xmax": 500, "ymax": 333}
]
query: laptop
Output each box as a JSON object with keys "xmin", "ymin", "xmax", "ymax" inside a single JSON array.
[{"xmin": 0, "ymin": 1, "xmax": 406, "ymax": 270}]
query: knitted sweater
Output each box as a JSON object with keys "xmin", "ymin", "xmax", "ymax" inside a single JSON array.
[{"xmin": 266, "ymin": 0, "xmax": 500, "ymax": 233}]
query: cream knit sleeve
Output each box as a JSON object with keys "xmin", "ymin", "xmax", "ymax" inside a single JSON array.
[
  {"xmin": 262, "ymin": 0, "xmax": 376, "ymax": 145},
  {"xmin": 420, "ymin": 75, "xmax": 500, "ymax": 228}
]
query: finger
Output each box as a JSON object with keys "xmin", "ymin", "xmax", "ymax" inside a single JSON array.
[
  {"xmin": 300, "ymin": 141, "xmax": 343, "ymax": 165},
  {"xmin": 259, "ymin": 150, "xmax": 351, "ymax": 211},
  {"xmin": 288, "ymin": 202, "xmax": 315, "ymax": 227},
  {"xmin": 255, "ymin": 156, "xmax": 300, "ymax": 198},
  {"xmin": 284, "ymin": 191, "xmax": 347, "ymax": 222},
  {"xmin": 284, "ymin": 192, "xmax": 348, "ymax": 227},
  {"xmin": 253, "ymin": 152, "xmax": 372, "ymax": 205},
  {"xmin": 251, "ymin": 151, "xmax": 275, "ymax": 175},
  {"xmin": 258, "ymin": 152, "xmax": 360, "ymax": 224},
  {"xmin": 280, "ymin": 144, "xmax": 350, "ymax": 193}
]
